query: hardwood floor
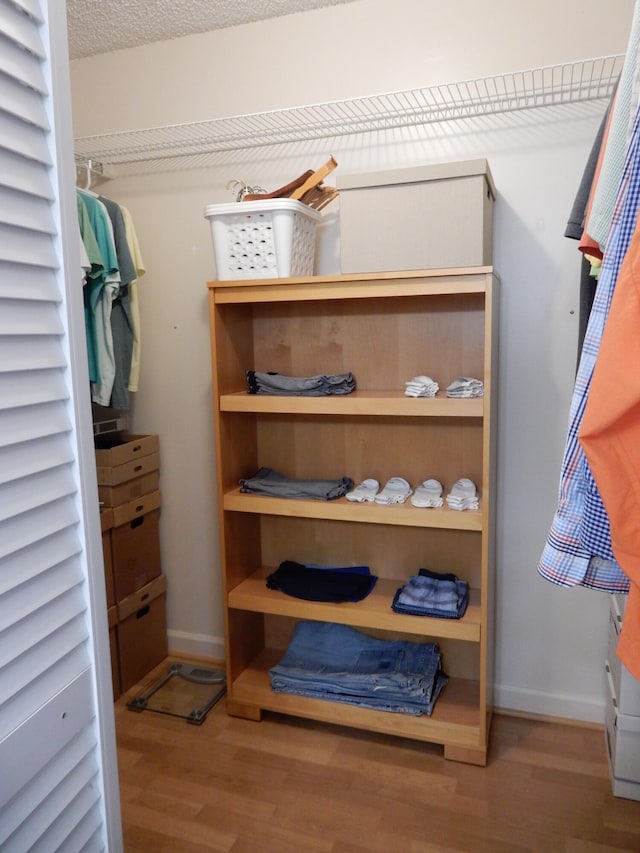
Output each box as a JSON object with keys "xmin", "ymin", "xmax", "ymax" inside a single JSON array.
[{"xmin": 114, "ymin": 659, "xmax": 640, "ymax": 852}]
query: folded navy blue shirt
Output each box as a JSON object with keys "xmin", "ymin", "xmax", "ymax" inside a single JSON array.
[{"xmin": 266, "ymin": 560, "xmax": 377, "ymax": 602}]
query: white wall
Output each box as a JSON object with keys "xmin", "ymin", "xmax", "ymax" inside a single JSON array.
[{"xmin": 70, "ymin": 0, "xmax": 636, "ymax": 722}]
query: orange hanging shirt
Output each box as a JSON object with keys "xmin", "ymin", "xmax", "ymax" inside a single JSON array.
[{"xmin": 579, "ymin": 224, "xmax": 640, "ymax": 678}]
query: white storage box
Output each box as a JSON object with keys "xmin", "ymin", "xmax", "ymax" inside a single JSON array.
[
  {"xmin": 337, "ymin": 159, "xmax": 495, "ymax": 273},
  {"xmin": 607, "ymin": 594, "xmax": 640, "ymax": 715},
  {"xmin": 205, "ymin": 199, "xmax": 321, "ymax": 280},
  {"xmin": 605, "ymin": 682, "xmax": 640, "ymax": 800}
]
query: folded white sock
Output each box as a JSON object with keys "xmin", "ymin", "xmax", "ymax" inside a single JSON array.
[
  {"xmin": 446, "ymin": 478, "xmax": 479, "ymax": 510},
  {"xmin": 405, "ymin": 375, "xmax": 439, "ymax": 398},
  {"xmin": 346, "ymin": 478, "xmax": 380, "ymax": 502},
  {"xmin": 374, "ymin": 477, "xmax": 413, "ymax": 505},
  {"xmin": 411, "ymin": 479, "xmax": 444, "ymax": 508},
  {"xmin": 446, "ymin": 376, "xmax": 484, "ymax": 398}
]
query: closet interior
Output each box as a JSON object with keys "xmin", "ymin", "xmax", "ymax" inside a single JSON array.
[{"xmin": 74, "ymin": 53, "xmax": 622, "ymax": 763}]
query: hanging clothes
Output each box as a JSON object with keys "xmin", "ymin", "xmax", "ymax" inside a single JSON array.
[
  {"xmin": 98, "ymin": 195, "xmax": 136, "ymax": 410},
  {"xmin": 565, "ymin": 81, "xmax": 617, "ymax": 361},
  {"xmin": 77, "ymin": 189, "xmax": 118, "ymax": 389},
  {"xmin": 76, "ymin": 185, "xmax": 146, "ymax": 410},
  {"xmin": 538, "ymin": 1, "xmax": 640, "ymax": 606},
  {"xmin": 537, "ymin": 103, "xmax": 640, "ymax": 596},
  {"xmin": 579, "ymin": 205, "xmax": 640, "ymax": 678},
  {"xmin": 565, "ymin": 86, "xmax": 615, "ymax": 244},
  {"xmin": 586, "ymin": 3, "xmax": 640, "ymax": 251},
  {"xmin": 120, "ymin": 205, "xmax": 146, "ymax": 394}
]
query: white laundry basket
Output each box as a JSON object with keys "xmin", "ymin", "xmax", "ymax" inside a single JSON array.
[{"xmin": 204, "ymin": 198, "xmax": 321, "ymax": 279}]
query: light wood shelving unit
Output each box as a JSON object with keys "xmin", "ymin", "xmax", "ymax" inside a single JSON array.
[{"xmin": 208, "ymin": 267, "xmax": 498, "ymax": 765}]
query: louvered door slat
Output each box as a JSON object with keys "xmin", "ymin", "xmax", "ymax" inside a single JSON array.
[
  {"xmin": 0, "ymin": 430, "xmax": 74, "ymax": 485},
  {"xmin": 4, "ymin": 764, "xmax": 101, "ymax": 853},
  {"xmin": 0, "ymin": 109, "xmax": 51, "ymax": 165},
  {"xmin": 0, "ymin": 184, "xmax": 56, "ymax": 233},
  {"xmin": 1, "ymin": 612, "xmax": 90, "ymax": 716},
  {"xmin": 0, "ymin": 146, "xmax": 53, "ymax": 198},
  {"xmin": 29, "ymin": 773, "xmax": 102, "ymax": 853},
  {"xmin": 0, "ymin": 0, "xmax": 45, "ymax": 57},
  {"xmin": 0, "ymin": 30, "xmax": 46, "ymax": 92},
  {"xmin": 0, "ymin": 464, "xmax": 77, "ymax": 520},
  {"xmin": 0, "ymin": 221, "xmax": 58, "ymax": 265},
  {"xmin": 9, "ymin": 0, "xmax": 44, "ymax": 23},
  {"xmin": 0, "ymin": 399, "xmax": 70, "ymax": 448},
  {"xmin": 0, "ymin": 586, "xmax": 87, "ymax": 670},
  {"xmin": 0, "ymin": 494, "xmax": 79, "ymax": 559},
  {"xmin": 0, "ymin": 527, "xmax": 81, "ymax": 595},
  {"xmin": 1, "ymin": 556, "xmax": 82, "ymax": 631},
  {"xmin": 0, "ymin": 299, "xmax": 64, "ymax": 336},
  {"xmin": 0, "ymin": 66, "xmax": 49, "ymax": 128},
  {"xmin": 0, "ymin": 336, "xmax": 66, "ymax": 372},
  {"xmin": 0, "ymin": 606, "xmax": 89, "ymax": 693},
  {"xmin": 0, "ymin": 261, "xmax": 60, "ymax": 301},
  {"xmin": 0, "ymin": 727, "xmax": 96, "ymax": 841},
  {"xmin": 0, "ymin": 368, "xmax": 69, "ymax": 410}
]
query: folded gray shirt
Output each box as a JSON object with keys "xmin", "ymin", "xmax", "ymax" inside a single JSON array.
[{"xmin": 239, "ymin": 467, "xmax": 353, "ymax": 500}]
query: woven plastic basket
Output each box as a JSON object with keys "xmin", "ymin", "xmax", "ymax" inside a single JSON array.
[{"xmin": 204, "ymin": 198, "xmax": 321, "ymax": 279}]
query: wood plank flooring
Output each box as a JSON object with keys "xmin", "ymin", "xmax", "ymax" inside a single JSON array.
[{"xmin": 114, "ymin": 659, "xmax": 640, "ymax": 852}]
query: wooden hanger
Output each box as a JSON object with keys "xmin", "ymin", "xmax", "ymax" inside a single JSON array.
[
  {"xmin": 289, "ymin": 156, "xmax": 338, "ymax": 201},
  {"xmin": 242, "ymin": 170, "xmax": 314, "ymax": 201}
]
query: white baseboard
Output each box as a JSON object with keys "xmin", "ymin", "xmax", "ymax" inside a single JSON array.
[
  {"xmin": 494, "ymin": 682, "xmax": 606, "ymax": 725},
  {"xmin": 167, "ymin": 629, "xmax": 225, "ymax": 663}
]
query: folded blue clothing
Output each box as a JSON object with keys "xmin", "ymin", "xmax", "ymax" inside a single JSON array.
[
  {"xmin": 391, "ymin": 573, "xmax": 469, "ymax": 619},
  {"xmin": 239, "ymin": 467, "xmax": 354, "ymax": 501},
  {"xmin": 306, "ymin": 563, "xmax": 371, "ymax": 574},
  {"xmin": 418, "ymin": 567, "xmax": 459, "ymax": 583},
  {"xmin": 269, "ymin": 621, "xmax": 448, "ymax": 716},
  {"xmin": 269, "ymin": 677, "xmax": 449, "ymax": 716},
  {"xmin": 266, "ymin": 560, "xmax": 377, "ymax": 603},
  {"xmin": 391, "ymin": 588, "xmax": 469, "ymax": 619}
]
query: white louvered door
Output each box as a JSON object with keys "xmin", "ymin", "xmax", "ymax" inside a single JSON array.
[{"xmin": 0, "ymin": 1, "xmax": 122, "ymax": 850}]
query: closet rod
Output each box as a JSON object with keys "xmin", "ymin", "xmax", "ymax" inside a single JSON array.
[{"xmin": 74, "ymin": 55, "xmax": 624, "ymax": 176}]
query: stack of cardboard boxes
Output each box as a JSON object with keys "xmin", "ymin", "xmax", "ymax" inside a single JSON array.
[{"xmin": 96, "ymin": 433, "xmax": 168, "ymax": 698}]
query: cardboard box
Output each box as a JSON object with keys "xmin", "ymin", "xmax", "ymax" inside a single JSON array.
[
  {"xmin": 112, "ymin": 488, "xmax": 162, "ymax": 530},
  {"xmin": 98, "ymin": 468, "xmax": 160, "ymax": 506},
  {"xmin": 338, "ymin": 159, "xmax": 495, "ymax": 273},
  {"xmin": 95, "ymin": 431, "xmax": 160, "ymax": 496},
  {"xmin": 108, "ymin": 605, "xmax": 121, "ymax": 701},
  {"xmin": 117, "ymin": 575, "xmax": 168, "ymax": 691},
  {"xmin": 94, "ymin": 432, "xmax": 159, "ymax": 468},
  {"xmin": 111, "ymin": 490, "xmax": 162, "ymax": 601},
  {"xmin": 101, "ymin": 508, "xmax": 115, "ymax": 608}
]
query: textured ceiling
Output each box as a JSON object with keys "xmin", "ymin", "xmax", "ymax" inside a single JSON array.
[{"xmin": 66, "ymin": 0, "xmax": 358, "ymax": 59}]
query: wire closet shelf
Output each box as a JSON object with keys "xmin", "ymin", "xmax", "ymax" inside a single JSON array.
[{"xmin": 74, "ymin": 55, "xmax": 623, "ymax": 176}]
